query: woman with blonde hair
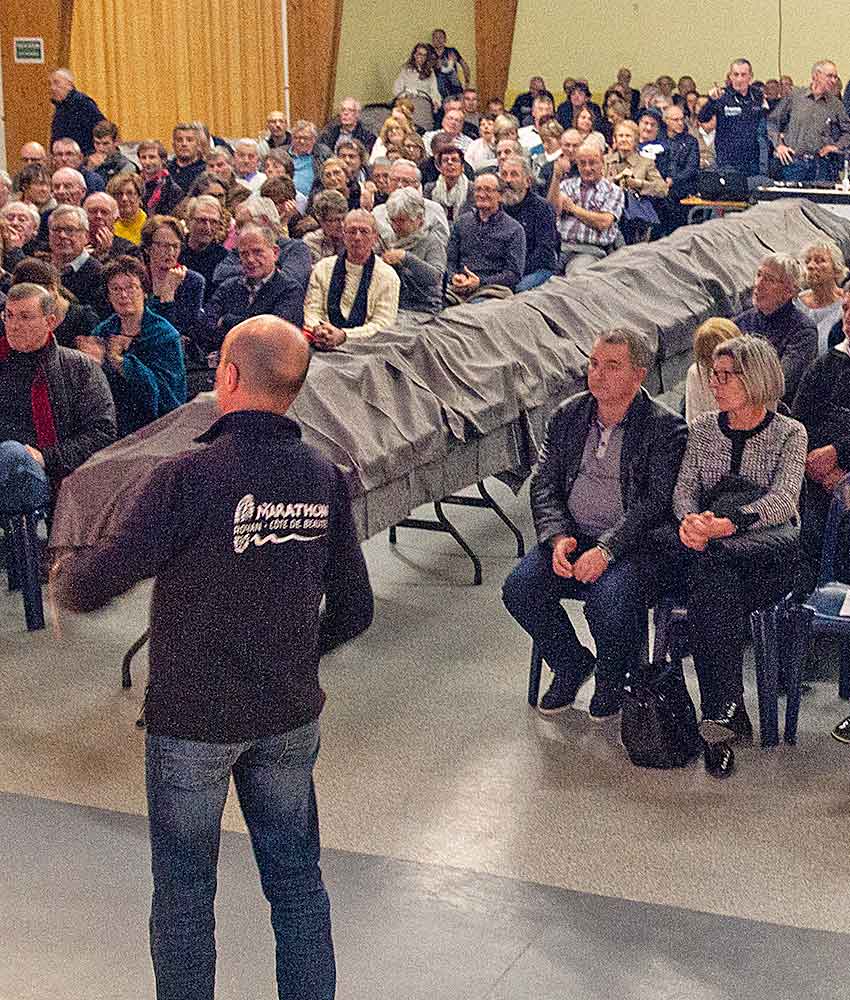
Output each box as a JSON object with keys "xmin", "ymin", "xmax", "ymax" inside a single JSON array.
[
  {"xmin": 795, "ymin": 239, "xmax": 847, "ymax": 354},
  {"xmin": 370, "ymin": 117, "xmax": 413, "ymax": 164},
  {"xmin": 684, "ymin": 317, "xmax": 740, "ymax": 422}
]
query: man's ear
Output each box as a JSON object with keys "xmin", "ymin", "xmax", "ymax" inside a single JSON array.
[{"xmin": 225, "ymin": 359, "xmax": 240, "ymax": 391}]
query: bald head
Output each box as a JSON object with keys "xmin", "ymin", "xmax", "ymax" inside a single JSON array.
[{"xmin": 217, "ymin": 317, "xmax": 311, "ymax": 415}]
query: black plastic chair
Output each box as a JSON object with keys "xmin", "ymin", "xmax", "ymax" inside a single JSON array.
[
  {"xmin": 757, "ymin": 474, "xmax": 850, "ymax": 744},
  {"xmin": 2, "ymin": 511, "xmax": 45, "ymax": 631}
]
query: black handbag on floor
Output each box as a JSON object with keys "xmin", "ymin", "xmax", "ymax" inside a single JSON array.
[{"xmin": 620, "ymin": 662, "xmax": 703, "ymax": 769}]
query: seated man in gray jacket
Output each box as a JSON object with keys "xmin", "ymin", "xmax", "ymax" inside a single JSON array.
[{"xmin": 381, "ymin": 188, "xmax": 446, "ymax": 314}]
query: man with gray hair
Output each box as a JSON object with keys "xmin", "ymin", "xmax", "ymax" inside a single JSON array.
[
  {"xmin": 1, "ymin": 281, "xmax": 115, "ymax": 517},
  {"xmin": 768, "ymin": 60, "xmax": 850, "ymax": 183},
  {"xmin": 51, "ymin": 167, "xmax": 87, "ymax": 207},
  {"xmin": 305, "ymin": 209, "xmax": 400, "ymax": 348},
  {"xmin": 181, "ymin": 195, "xmax": 229, "ymax": 298},
  {"xmin": 48, "ymin": 204, "xmax": 109, "ymax": 317},
  {"xmin": 734, "ymin": 254, "xmax": 817, "ymax": 402},
  {"xmin": 503, "ymin": 329, "xmax": 687, "ymax": 719},
  {"xmin": 49, "ymin": 67, "xmax": 105, "ymax": 156},
  {"xmin": 204, "ymin": 223, "xmax": 306, "ymax": 348},
  {"xmin": 372, "ymin": 159, "xmax": 450, "ymax": 247},
  {"xmin": 319, "ymin": 97, "xmax": 377, "ymax": 153},
  {"xmin": 234, "ymin": 138, "xmax": 267, "ymax": 193},
  {"xmin": 84, "ymin": 191, "xmax": 138, "ymax": 260},
  {"xmin": 382, "ymin": 187, "xmax": 446, "ymax": 313},
  {"xmin": 288, "ymin": 120, "xmax": 332, "ymax": 196},
  {"xmin": 51, "ymin": 137, "xmax": 106, "ymax": 194},
  {"xmin": 499, "ymin": 154, "xmax": 558, "ymax": 291}
]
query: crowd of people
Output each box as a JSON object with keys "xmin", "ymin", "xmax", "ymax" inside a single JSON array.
[{"xmin": 3, "ymin": 41, "xmax": 850, "ymax": 1000}]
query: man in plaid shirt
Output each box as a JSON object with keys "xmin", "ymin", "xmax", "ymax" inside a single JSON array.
[{"xmin": 548, "ymin": 141, "xmax": 624, "ymax": 272}]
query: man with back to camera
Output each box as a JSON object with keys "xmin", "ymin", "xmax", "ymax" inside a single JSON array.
[
  {"xmin": 502, "ymin": 329, "xmax": 687, "ymax": 719},
  {"xmin": 52, "ymin": 315, "xmax": 374, "ymax": 1000}
]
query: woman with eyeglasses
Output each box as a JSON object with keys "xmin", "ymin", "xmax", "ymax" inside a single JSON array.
[
  {"xmin": 78, "ymin": 255, "xmax": 186, "ymax": 436},
  {"xmin": 669, "ymin": 334, "xmax": 807, "ymax": 778},
  {"xmin": 139, "ymin": 215, "xmax": 205, "ymax": 359}
]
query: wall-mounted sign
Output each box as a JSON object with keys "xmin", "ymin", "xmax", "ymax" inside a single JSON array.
[{"xmin": 14, "ymin": 37, "xmax": 44, "ymax": 64}]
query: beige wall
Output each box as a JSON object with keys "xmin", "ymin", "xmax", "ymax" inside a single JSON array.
[
  {"xmin": 333, "ymin": 0, "xmax": 475, "ymax": 110},
  {"xmin": 507, "ymin": 0, "xmax": 849, "ymax": 102}
]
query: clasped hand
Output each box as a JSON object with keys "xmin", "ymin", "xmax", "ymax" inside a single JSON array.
[
  {"xmin": 551, "ymin": 535, "xmax": 609, "ymax": 583},
  {"xmin": 679, "ymin": 511, "xmax": 736, "ymax": 551}
]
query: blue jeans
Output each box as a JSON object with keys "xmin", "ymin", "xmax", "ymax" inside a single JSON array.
[
  {"xmin": 515, "ymin": 269, "xmax": 554, "ymax": 292},
  {"xmin": 502, "ymin": 542, "xmax": 646, "ymax": 689},
  {"xmin": 0, "ymin": 440, "xmax": 50, "ymax": 514},
  {"xmin": 781, "ymin": 154, "xmax": 839, "ymax": 184},
  {"xmin": 146, "ymin": 719, "xmax": 335, "ymax": 1000}
]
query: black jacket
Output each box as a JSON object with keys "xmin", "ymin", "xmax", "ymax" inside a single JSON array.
[
  {"xmin": 53, "ymin": 410, "xmax": 374, "ymax": 742},
  {"xmin": 203, "ymin": 269, "xmax": 306, "ymax": 348},
  {"xmin": 318, "ymin": 120, "xmax": 377, "ymax": 152},
  {"xmin": 792, "ymin": 347, "xmax": 850, "ymax": 464},
  {"xmin": 60, "ymin": 255, "xmax": 110, "ymax": 319},
  {"xmin": 530, "ymin": 388, "xmax": 688, "ymax": 558},
  {"xmin": 51, "ymin": 88, "xmax": 105, "ymax": 155},
  {"xmin": 0, "ymin": 335, "xmax": 116, "ymax": 484}
]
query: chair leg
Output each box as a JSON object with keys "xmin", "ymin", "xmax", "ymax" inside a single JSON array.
[
  {"xmin": 4, "ymin": 523, "xmax": 20, "ymax": 591},
  {"xmin": 121, "ymin": 629, "xmax": 150, "ymax": 689},
  {"xmin": 783, "ymin": 604, "xmax": 813, "ymax": 745},
  {"xmin": 528, "ymin": 641, "xmax": 543, "ymax": 707},
  {"xmin": 839, "ymin": 640, "xmax": 850, "ymax": 700},
  {"xmin": 7, "ymin": 513, "xmax": 45, "ymax": 631},
  {"xmin": 750, "ymin": 604, "xmax": 780, "ymax": 748}
]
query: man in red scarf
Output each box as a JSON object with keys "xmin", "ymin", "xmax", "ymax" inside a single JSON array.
[{"xmin": 0, "ymin": 283, "xmax": 116, "ymax": 514}]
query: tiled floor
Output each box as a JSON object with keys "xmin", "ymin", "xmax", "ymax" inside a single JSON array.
[{"xmin": 3, "ymin": 482, "xmax": 850, "ymax": 998}]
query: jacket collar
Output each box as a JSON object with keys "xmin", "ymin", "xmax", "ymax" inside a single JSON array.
[{"xmin": 195, "ymin": 409, "xmax": 301, "ymax": 444}]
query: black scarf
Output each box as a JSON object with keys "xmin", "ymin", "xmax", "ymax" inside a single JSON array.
[{"xmin": 327, "ymin": 251, "xmax": 375, "ymax": 329}]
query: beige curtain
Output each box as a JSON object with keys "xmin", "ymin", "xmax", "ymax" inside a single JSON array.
[{"xmin": 69, "ymin": 0, "xmax": 285, "ymax": 143}]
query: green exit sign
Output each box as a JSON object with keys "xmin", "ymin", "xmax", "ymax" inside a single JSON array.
[{"xmin": 14, "ymin": 37, "xmax": 44, "ymax": 64}]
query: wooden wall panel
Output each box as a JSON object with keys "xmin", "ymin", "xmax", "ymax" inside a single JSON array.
[
  {"xmin": 474, "ymin": 0, "xmax": 517, "ymax": 105},
  {"xmin": 0, "ymin": 0, "xmax": 72, "ymax": 165},
  {"xmin": 287, "ymin": 0, "xmax": 343, "ymax": 126}
]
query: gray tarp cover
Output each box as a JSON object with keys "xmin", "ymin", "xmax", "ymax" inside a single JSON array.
[{"xmin": 50, "ymin": 200, "xmax": 850, "ymax": 548}]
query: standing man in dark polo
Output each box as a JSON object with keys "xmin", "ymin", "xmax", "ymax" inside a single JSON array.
[
  {"xmin": 53, "ymin": 315, "xmax": 374, "ymax": 1000},
  {"xmin": 502, "ymin": 330, "xmax": 687, "ymax": 719},
  {"xmin": 49, "ymin": 68, "xmax": 104, "ymax": 156},
  {"xmin": 768, "ymin": 60, "xmax": 850, "ymax": 182},
  {"xmin": 700, "ymin": 58, "xmax": 768, "ymax": 181}
]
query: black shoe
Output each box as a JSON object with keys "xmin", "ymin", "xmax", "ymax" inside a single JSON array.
[
  {"xmin": 832, "ymin": 715, "xmax": 850, "ymax": 744},
  {"xmin": 699, "ymin": 701, "xmax": 753, "ymax": 745},
  {"xmin": 588, "ymin": 683, "xmax": 623, "ymax": 721},
  {"xmin": 538, "ymin": 657, "xmax": 595, "ymax": 715},
  {"xmin": 704, "ymin": 741, "xmax": 736, "ymax": 779}
]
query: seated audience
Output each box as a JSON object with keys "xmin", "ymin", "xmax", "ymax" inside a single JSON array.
[
  {"xmin": 288, "ymin": 121, "xmax": 332, "ymax": 197},
  {"xmin": 168, "ymin": 123, "xmax": 207, "ymax": 193},
  {"xmin": 382, "ymin": 188, "xmax": 446, "ymax": 314},
  {"xmin": 549, "ymin": 141, "xmax": 624, "ymax": 271},
  {"xmin": 464, "ymin": 114, "xmax": 498, "ymax": 173},
  {"xmin": 304, "ymin": 210, "xmax": 400, "ymax": 349},
  {"xmin": 536, "ymin": 129, "xmax": 581, "ymax": 195},
  {"xmin": 637, "ymin": 110, "xmax": 667, "ymax": 162},
  {"xmin": 18, "ymin": 164, "xmax": 55, "ymax": 218},
  {"xmin": 302, "ymin": 190, "xmax": 348, "ymax": 264},
  {"xmin": 233, "ymin": 139, "xmax": 267, "ymax": 193},
  {"xmin": 446, "ymin": 173, "xmax": 526, "ymax": 302},
  {"xmin": 393, "ymin": 44, "xmax": 442, "ymax": 118},
  {"xmin": 48, "ymin": 205, "xmax": 109, "ymax": 317},
  {"xmin": 502, "ymin": 330, "xmax": 686, "ymax": 720},
  {"xmin": 260, "ymin": 175, "xmax": 300, "ymax": 235},
  {"xmin": 734, "ymin": 254, "xmax": 817, "ymax": 403},
  {"xmin": 556, "ymin": 80, "xmax": 601, "ymax": 131},
  {"xmin": 616, "ymin": 67, "xmax": 641, "ymax": 118},
  {"xmin": 499, "ymin": 155, "xmax": 558, "ymax": 291},
  {"xmin": 792, "ymin": 289, "xmax": 850, "ymax": 589},
  {"xmin": 424, "ymin": 146, "xmax": 475, "ymax": 222},
  {"xmin": 795, "ymin": 240, "xmax": 846, "ymax": 354},
  {"xmin": 205, "ymin": 223, "xmax": 306, "ymax": 346},
  {"xmin": 604, "ymin": 121, "xmax": 667, "ymax": 195},
  {"xmin": 86, "ymin": 120, "xmax": 137, "ymax": 183},
  {"xmin": 138, "ymin": 140, "xmax": 185, "ymax": 217},
  {"xmin": 513, "ymin": 77, "xmax": 553, "ymax": 125},
  {"xmin": 84, "ymin": 192, "xmax": 138, "ymax": 260},
  {"xmin": 690, "ymin": 97, "xmax": 717, "ymax": 169},
  {"xmin": 10, "ymin": 257, "xmax": 99, "ymax": 349},
  {"xmin": 139, "ymin": 215, "xmax": 205, "ymax": 355},
  {"xmin": 51, "ymin": 167, "xmax": 87, "ymax": 207},
  {"xmin": 373, "ymin": 159, "xmax": 450, "ymax": 248},
  {"xmin": 573, "ymin": 106, "xmax": 607, "ymax": 151},
  {"xmin": 336, "ymin": 139, "xmax": 370, "ymax": 186},
  {"xmin": 256, "ymin": 109, "xmax": 291, "ymax": 159},
  {"xmin": 670, "ymin": 336, "xmax": 806, "ymax": 778},
  {"xmin": 601, "ymin": 95, "xmax": 629, "ymax": 147},
  {"xmin": 319, "ymin": 98, "xmax": 377, "ymax": 153},
  {"xmin": 79, "ymin": 255, "xmax": 186, "ymax": 437},
  {"xmin": 531, "ymin": 119, "xmax": 565, "ymax": 181},
  {"xmin": 0, "ymin": 281, "xmax": 115, "ymax": 513},
  {"xmin": 107, "ymin": 172, "xmax": 147, "ymax": 245},
  {"xmin": 307, "ymin": 157, "xmax": 361, "ymax": 216},
  {"xmin": 180, "ymin": 195, "xmax": 229, "ymax": 299},
  {"xmin": 51, "ymin": 138, "xmax": 105, "ymax": 194},
  {"xmin": 423, "ymin": 105, "xmax": 472, "ymax": 154},
  {"xmin": 420, "ymin": 133, "xmax": 475, "ymax": 186},
  {"xmin": 684, "ymin": 317, "xmax": 738, "ymax": 423},
  {"xmin": 461, "ymin": 87, "xmax": 481, "ymax": 131}
]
